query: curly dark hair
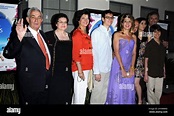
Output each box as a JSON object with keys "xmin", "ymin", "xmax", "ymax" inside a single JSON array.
[
  {"xmin": 51, "ymin": 13, "xmax": 69, "ymax": 30},
  {"xmin": 71, "ymin": 9, "xmax": 90, "ymax": 35}
]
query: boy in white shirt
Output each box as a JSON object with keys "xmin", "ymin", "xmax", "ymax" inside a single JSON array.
[{"xmin": 90, "ymin": 10, "xmax": 114, "ymax": 104}]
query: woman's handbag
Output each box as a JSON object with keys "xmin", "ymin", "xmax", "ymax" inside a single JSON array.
[{"xmin": 88, "ymin": 70, "xmax": 94, "ymax": 92}]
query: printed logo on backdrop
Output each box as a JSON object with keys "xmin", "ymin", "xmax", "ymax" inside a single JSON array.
[{"xmin": 89, "ymin": 12, "xmax": 118, "ymax": 36}]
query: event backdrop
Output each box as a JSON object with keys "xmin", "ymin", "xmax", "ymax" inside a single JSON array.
[
  {"xmin": 88, "ymin": 9, "xmax": 120, "ymax": 36},
  {"xmin": 0, "ymin": 3, "xmax": 18, "ymax": 71}
]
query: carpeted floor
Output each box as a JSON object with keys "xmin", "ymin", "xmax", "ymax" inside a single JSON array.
[
  {"xmin": 161, "ymin": 92, "xmax": 174, "ymax": 104},
  {"xmin": 161, "ymin": 84, "xmax": 174, "ymax": 104}
]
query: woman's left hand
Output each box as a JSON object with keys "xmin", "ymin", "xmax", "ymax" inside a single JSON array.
[{"xmin": 128, "ymin": 67, "xmax": 134, "ymax": 78}]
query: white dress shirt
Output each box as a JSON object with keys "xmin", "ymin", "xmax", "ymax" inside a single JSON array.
[
  {"xmin": 28, "ymin": 26, "xmax": 51, "ymax": 64},
  {"xmin": 91, "ymin": 25, "xmax": 113, "ymax": 74}
]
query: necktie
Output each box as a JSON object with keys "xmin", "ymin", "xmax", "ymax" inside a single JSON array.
[{"xmin": 37, "ymin": 33, "xmax": 50, "ymax": 70}]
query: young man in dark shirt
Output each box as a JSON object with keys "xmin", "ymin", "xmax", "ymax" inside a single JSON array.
[
  {"xmin": 144, "ymin": 24, "xmax": 166, "ymax": 104},
  {"xmin": 146, "ymin": 11, "xmax": 168, "ymax": 48}
]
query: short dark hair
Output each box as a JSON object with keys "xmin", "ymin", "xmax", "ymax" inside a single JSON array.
[
  {"xmin": 102, "ymin": 9, "xmax": 113, "ymax": 18},
  {"xmin": 150, "ymin": 24, "xmax": 162, "ymax": 32},
  {"xmin": 135, "ymin": 17, "xmax": 147, "ymax": 24},
  {"xmin": 51, "ymin": 13, "xmax": 69, "ymax": 30}
]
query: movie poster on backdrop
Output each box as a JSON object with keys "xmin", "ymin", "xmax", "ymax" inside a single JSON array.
[
  {"xmin": 0, "ymin": 3, "xmax": 18, "ymax": 71},
  {"xmin": 88, "ymin": 9, "xmax": 119, "ymax": 36}
]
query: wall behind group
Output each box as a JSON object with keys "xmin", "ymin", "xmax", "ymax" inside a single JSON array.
[
  {"xmin": 28, "ymin": 0, "xmax": 174, "ymax": 20},
  {"xmin": 110, "ymin": 0, "xmax": 174, "ymax": 19},
  {"xmin": 78, "ymin": 0, "xmax": 109, "ymax": 10}
]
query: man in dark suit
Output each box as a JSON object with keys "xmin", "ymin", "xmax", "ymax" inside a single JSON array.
[{"xmin": 3, "ymin": 7, "xmax": 51, "ymax": 104}]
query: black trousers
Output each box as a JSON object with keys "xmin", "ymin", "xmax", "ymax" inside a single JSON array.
[
  {"xmin": 19, "ymin": 70, "xmax": 51, "ymax": 105},
  {"xmin": 19, "ymin": 89, "xmax": 48, "ymax": 105}
]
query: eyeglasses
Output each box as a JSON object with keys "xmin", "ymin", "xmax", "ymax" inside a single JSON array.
[
  {"xmin": 58, "ymin": 21, "xmax": 68, "ymax": 24},
  {"xmin": 105, "ymin": 16, "xmax": 114, "ymax": 20}
]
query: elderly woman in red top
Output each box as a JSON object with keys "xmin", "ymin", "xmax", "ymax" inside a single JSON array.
[{"xmin": 71, "ymin": 9, "xmax": 93, "ymax": 104}]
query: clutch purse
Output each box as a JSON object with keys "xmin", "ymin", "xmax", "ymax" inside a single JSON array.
[{"xmin": 88, "ymin": 69, "xmax": 94, "ymax": 92}]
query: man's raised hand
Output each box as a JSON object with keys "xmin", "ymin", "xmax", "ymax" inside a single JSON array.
[{"xmin": 16, "ymin": 19, "xmax": 27, "ymax": 41}]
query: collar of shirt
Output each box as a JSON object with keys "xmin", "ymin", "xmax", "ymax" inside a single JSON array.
[
  {"xmin": 28, "ymin": 26, "xmax": 51, "ymax": 63},
  {"xmin": 28, "ymin": 26, "xmax": 39, "ymax": 40},
  {"xmin": 76, "ymin": 28, "xmax": 91, "ymax": 39},
  {"xmin": 99, "ymin": 25, "xmax": 111, "ymax": 33}
]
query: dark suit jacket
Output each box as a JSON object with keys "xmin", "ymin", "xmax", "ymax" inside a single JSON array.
[{"xmin": 3, "ymin": 29, "xmax": 51, "ymax": 94}]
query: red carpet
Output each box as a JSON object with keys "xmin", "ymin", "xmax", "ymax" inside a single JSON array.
[{"xmin": 160, "ymin": 92, "xmax": 174, "ymax": 104}]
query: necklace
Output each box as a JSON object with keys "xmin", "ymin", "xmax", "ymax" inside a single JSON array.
[
  {"xmin": 55, "ymin": 30, "xmax": 69, "ymax": 41},
  {"xmin": 121, "ymin": 31, "xmax": 130, "ymax": 37}
]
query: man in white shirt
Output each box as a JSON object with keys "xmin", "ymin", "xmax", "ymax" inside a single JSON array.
[{"xmin": 90, "ymin": 10, "xmax": 114, "ymax": 104}]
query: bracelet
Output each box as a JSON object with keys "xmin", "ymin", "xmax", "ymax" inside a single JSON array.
[
  {"xmin": 78, "ymin": 72, "xmax": 83, "ymax": 75},
  {"xmin": 120, "ymin": 65, "xmax": 124, "ymax": 70},
  {"xmin": 130, "ymin": 66, "xmax": 134, "ymax": 70}
]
